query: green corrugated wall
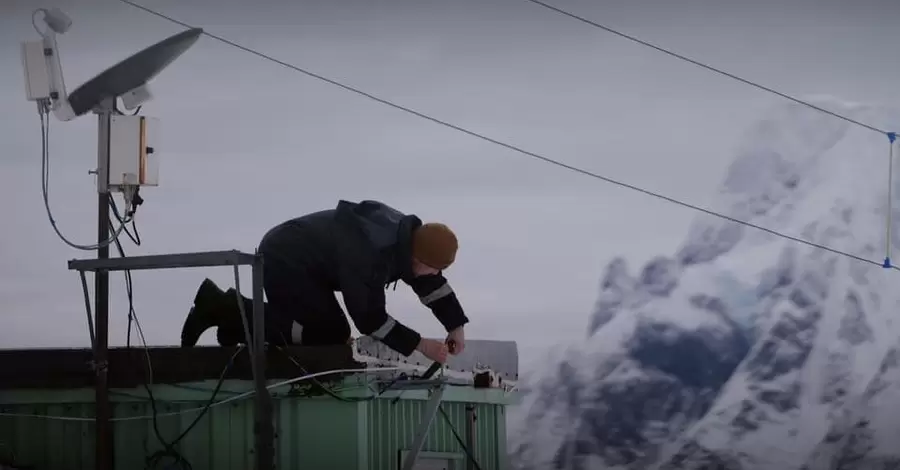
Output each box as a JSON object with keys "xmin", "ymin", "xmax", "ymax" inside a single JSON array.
[
  {"xmin": 0, "ymin": 379, "xmax": 511, "ymax": 470},
  {"xmin": 366, "ymin": 398, "xmax": 506, "ymax": 470},
  {"xmin": 274, "ymin": 394, "xmax": 360, "ymax": 470}
]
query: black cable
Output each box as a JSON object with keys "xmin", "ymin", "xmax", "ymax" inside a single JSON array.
[
  {"xmin": 110, "ymin": 191, "xmax": 142, "ymax": 246},
  {"xmin": 39, "ymin": 100, "xmax": 123, "ymax": 251},
  {"xmin": 109, "ymin": 195, "xmax": 239, "ymax": 470},
  {"xmin": 115, "ymin": 0, "xmax": 888, "ymax": 136},
  {"xmin": 438, "ymin": 405, "xmax": 483, "ymax": 470},
  {"xmin": 275, "ymin": 343, "xmax": 404, "ymax": 402},
  {"xmin": 113, "ymin": 0, "xmax": 900, "ymax": 273},
  {"xmin": 143, "ymin": 346, "xmax": 243, "ymax": 470},
  {"xmin": 278, "ymin": 344, "xmax": 482, "ymax": 467},
  {"xmin": 130, "ymin": 215, "xmax": 142, "ymax": 245},
  {"xmin": 105, "ymin": 102, "xmax": 143, "ymax": 247},
  {"xmin": 109, "ymin": 196, "xmax": 139, "ymax": 347},
  {"xmin": 277, "ymin": 340, "xmax": 479, "ymax": 466},
  {"xmin": 108, "ymin": 199, "xmax": 180, "ymax": 469},
  {"xmin": 40, "ymin": 4, "xmax": 889, "ymax": 465},
  {"xmin": 522, "ymin": 0, "xmax": 890, "ymax": 136}
]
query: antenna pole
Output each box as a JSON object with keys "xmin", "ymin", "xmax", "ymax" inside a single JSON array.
[{"xmin": 94, "ymin": 97, "xmax": 114, "ymax": 470}]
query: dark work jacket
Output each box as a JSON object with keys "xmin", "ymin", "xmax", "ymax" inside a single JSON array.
[{"xmin": 257, "ymin": 199, "xmax": 469, "ymax": 356}]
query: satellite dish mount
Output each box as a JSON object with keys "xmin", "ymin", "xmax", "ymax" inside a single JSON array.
[{"xmin": 20, "ymin": 10, "xmax": 203, "ymax": 470}]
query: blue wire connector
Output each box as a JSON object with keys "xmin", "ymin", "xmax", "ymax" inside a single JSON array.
[
  {"xmin": 889, "ymin": 132, "xmax": 897, "ymax": 144},
  {"xmin": 884, "ymin": 257, "xmax": 892, "ymax": 268}
]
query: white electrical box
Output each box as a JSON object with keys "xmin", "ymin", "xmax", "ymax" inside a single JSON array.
[
  {"xmin": 108, "ymin": 114, "xmax": 159, "ymax": 189},
  {"xmin": 21, "ymin": 40, "xmax": 51, "ymax": 101}
]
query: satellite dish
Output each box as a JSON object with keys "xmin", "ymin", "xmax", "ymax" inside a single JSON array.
[{"xmin": 67, "ymin": 28, "xmax": 203, "ymax": 117}]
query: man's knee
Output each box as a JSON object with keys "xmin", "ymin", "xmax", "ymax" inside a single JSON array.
[{"xmin": 295, "ymin": 310, "xmax": 351, "ymax": 346}]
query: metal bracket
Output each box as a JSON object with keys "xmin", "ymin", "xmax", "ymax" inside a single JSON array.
[
  {"xmin": 78, "ymin": 270, "xmax": 96, "ymax": 349},
  {"xmin": 400, "ymin": 384, "xmax": 446, "ymax": 470},
  {"xmin": 67, "ymin": 249, "xmax": 273, "ymax": 470}
]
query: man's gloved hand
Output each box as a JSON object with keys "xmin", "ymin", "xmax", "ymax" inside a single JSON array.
[
  {"xmin": 416, "ymin": 338, "xmax": 449, "ymax": 363},
  {"xmin": 447, "ymin": 326, "xmax": 465, "ymax": 355}
]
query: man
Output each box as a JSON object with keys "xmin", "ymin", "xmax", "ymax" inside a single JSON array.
[{"xmin": 180, "ymin": 199, "xmax": 468, "ymax": 364}]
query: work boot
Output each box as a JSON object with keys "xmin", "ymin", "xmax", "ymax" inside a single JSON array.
[
  {"xmin": 180, "ymin": 278, "xmax": 245, "ymax": 347},
  {"xmin": 216, "ymin": 287, "xmax": 254, "ymax": 347}
]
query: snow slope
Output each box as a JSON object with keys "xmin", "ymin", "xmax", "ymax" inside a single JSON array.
[{"xmin": 509, "ymin": 96, "xmax": 900, "ymax": 470}]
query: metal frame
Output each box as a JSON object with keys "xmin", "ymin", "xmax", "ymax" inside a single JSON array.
[
  {"xmin": 93, "ymin": 97, "xmax": 113, "ymax": 470},
  {"xmin": 400, "ymin": 383, "xmax": 446, "ymax": 470},
  {"xmin": 67, "ymin": 249, "xmax": 274, "ymax": 470}
]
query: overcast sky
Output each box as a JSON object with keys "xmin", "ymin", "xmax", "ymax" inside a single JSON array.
[{"xmin": 2, "ymin": 0, "xmax": 899, "ymax": 370}]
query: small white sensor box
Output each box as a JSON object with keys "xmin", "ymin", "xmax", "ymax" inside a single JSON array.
[
  {"xmin": 21, "ymin": 40, "xmax": 51, "ymax": 101},
  {"xmin": 109, "ymin": 114, "xmax": 160, "ymax": 189}
]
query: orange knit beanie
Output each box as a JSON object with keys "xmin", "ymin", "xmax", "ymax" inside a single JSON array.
[{"xmin": 412, "ymin": 223, "xmax": 458, "ymax": 270}]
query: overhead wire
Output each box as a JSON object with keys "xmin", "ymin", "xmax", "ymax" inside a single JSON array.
[
  {"xmin": 113, "ymin": 1, "xmax": 900, "ymax": 273},
  {"xmin": 30, "ymin": 5, "xmax": 479, "ymax": 466},
  {"xmin": 518, "ymin": 0, "xmax": 900, "ymax": 267},
  {"xmin": 522, "ymin": 0, "xmax": 891, "ymax": 137},
  {"xmin": 42, "ymin": 3, "xmax": 891, "ymax": 466}
]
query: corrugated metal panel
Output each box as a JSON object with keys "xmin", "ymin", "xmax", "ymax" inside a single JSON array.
[
  {"xmin": 1, "ymin": 403, "xmax": 94, "ymax": 470},
  {"xmin": 1, "ymin": 383, "xmax": 510, "ymax": 470},
  {"xmin": 366, "ymin": 397, "xmax": 504, "ymax": 470},
  {"xmin": 0, "ymin": 398, "xmax": 361, "ymax": 470},
  {"xmin": 0, "ymin": 400, "xmax": 262, "ymax": 470},
  {"xmin": 274, "ymin": 396, "xmax": 360, "ymax": 469}
]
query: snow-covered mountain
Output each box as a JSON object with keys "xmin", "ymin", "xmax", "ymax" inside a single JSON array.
[{"xmin": 508, "ymin": 97, "xmax": 900, "ymax": 470}]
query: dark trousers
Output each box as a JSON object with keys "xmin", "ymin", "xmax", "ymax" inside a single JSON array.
[{"xmin": 234, "ymin": 255, "xmax": 352, "ymax": 346}]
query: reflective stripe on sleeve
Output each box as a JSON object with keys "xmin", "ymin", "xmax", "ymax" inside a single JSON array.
[
  {"xmin": 371, "ymin": 316, "xmax": 397, "ymax": 339},
  {"xmin": 419, "ymin": 282, "xmax": 454, "ymax": 305}
]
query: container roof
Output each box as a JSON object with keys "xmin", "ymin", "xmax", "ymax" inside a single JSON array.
[
  {"xmin": 0, "ymin": 337, "xmax": 519, "ymax": 396},
  {"xmin": 0, "ymin": 344, "xmax": 360, "ymax": 390}
]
